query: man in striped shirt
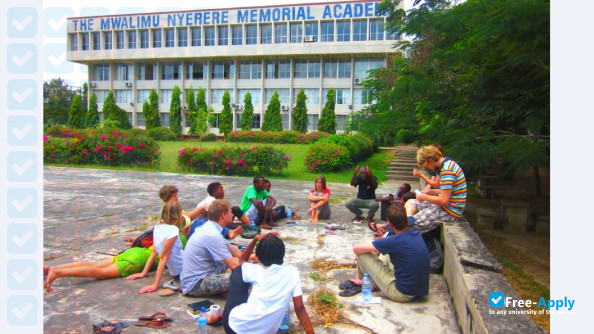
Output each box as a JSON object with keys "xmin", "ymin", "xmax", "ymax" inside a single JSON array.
[{"xmin": 405, "ymin": 146, "xmax": 467, "ymax": 229}]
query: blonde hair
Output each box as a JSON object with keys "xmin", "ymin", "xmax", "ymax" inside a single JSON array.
[
  {"xmin": 208, "ymin": 199, "xmax": 231, "ymax": 222},
  {"xmin": 416, "ymin": 146, "xmax": 444, "ymax": 168},
  {"xmin": 159, "ymin": 201, "xmax": 185, "ymax": 233}
]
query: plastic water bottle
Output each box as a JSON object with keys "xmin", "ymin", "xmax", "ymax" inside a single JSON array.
[
  {"xmin": 198, "ymin": 306, "xmax": 208, "ymax": 330},
  {"xmin": 251, "ymin": 218, "xmax": 256, "ymax": 227},
  {"xmin": 287, "ymin": 206, "xmax": 293, "ymax": 224},
  {"xmin": 279, "ymin": 304, "xmax": 290, "ymax": 330},
  {"xmin": 362, "ymin": 273, "xmax": 372, "ymax": 302}
]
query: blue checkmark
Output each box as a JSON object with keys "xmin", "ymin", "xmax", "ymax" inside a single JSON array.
[
  {"xmin": 7, "ymin": 259, "xmax": 37, "ymax": 290},
  {"xmin": 7, "ymin": 188, "xmax": 38, "ymax": 218},
  {"xmin": 7, "ymin": 44, "xmax": 37, "ymax": 74},
  {"xmin": 489, "ymin": 292, "xmax": 505, "ymax": 307},
  {"xmin": 44, "ymin": 43, "xmax": 73, "ymax": 74},
  {"xmin": 7, "ymin": 295, "xmax": 37, "ymax": 326},
  {"xmin": 7, "ymin": 116, "xmax": 37, "ymax": 146},
  {"xmin": 7, "ymin": 7, "xmax": 38, "ymax": 38},
  {"xmin": 7, "ymin": 152, "xmax": 38, "ymax": 182},
  {"xmin": 7, "ymin": 80, "xmax": 37, "ymax": 110},
  {"xmin": 44, "ymin": 7, "xmax": 73, "ymax": 38},
  {"xmin": 7, "ymin": 224, "xmax": 37, "ymax": 254}
]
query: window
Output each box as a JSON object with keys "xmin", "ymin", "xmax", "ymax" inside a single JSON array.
[
  {"xmin": 236, "ymin": 114, "xmax": 242, "ymax": 128},
  {"xmin": 386, "ymin": 29, "xmax": 398, "ymax": 40},
  {"xmin": 137, "ymin": 89, "xmax": 150, "ymax": 103},
  {"xmin": 187, "ymin": 62, "xmax": 207, "ymax": 80},
  {"xmin": 161, "ymin": 89, "xmax": 173, "ymax": 104},
  {"xmin": 135, "ymin": 112, "xmax": 145, "ymax": 126},
  {"xmin": 165, "ymin": 29, "xmax": 175, "ymax": 47},
  {"xmin": 116, "ymin": 31, "xmax": 125, "ymax": 49},
  {"xmin": 153, "ymin": 29, "xmax": 162, "ymax": 48},
  {"xmin": 252, "ymin": 114, "xmax": 261, "ymax": 129},
  {"xmin": 324, "ymin": 59, "xmax": 351, "ymax": 78},
  {"xmin": 336, "ymin": 20, "xmax": 350, "ymax": 42},
  {"xmin": 128, "ymin": 31, "xmax": 137, "ymax": 48},
  {"xmin": 211, "ymin": 89, "xmax": 234, "ymax": 104},
  {"xmin": 137, "ymin": 63, "xmax": 155, "ymax": 80},
  {"xmin": 290, "ymin": 22, "xmax": 302, "ymax": 43},
  {"xmin": 321, "ymin": 21, "xmax": 334, "ymax": 42},
  {"xmin": 369, "ymin": 19, "xmax": 384, "ymax": 41},
  {"xmin": 115, "ymin": 64, "xmax": 131, "ymax": 81},
  {"xmin": 324, "ymin": 88, "xmax": 351, "ymax": 104},
  {"xmin": 238, "ymin": 89, "xmax": 261, "ymax": 104},
  {"xmin": 160, "ymin": 113, "xmax": 170, "ymax": 127},
  {"xmin": 95, "ymin": 90, "xmax": 109, "ymax": 103},
  {"xmin": 205, "ymin": 27, "xmax": 215, "ymax": 46},
  {"xmin": 239, "ymin": 61, "xmax": 262, "ymax": 79},
  {"xmin": 82, "ymin": 33, "xmax": 89, "ymax": 50},
  {"xmin": 218, "ymin": 26, "xmax": 228, "ymax": 45},
  {"xmin": 305, "ymin": 22, "xmax": 318, "ymax": 41},
  {"xmin": 246, "ymin": 25, "xmax": 257, "ymax": 45},
  {"xmin": 93, "ymin": 32, "xmax": 100, "ymax": 50},
  {"xmin": 293, "ymin": 88, "xmax": 320, "ymax": 104},
  {"xmin": 140, "ymin": 30, "xmax": 149, "ymax": 48},
  {"xmin": 294, "ymin": 59, "xmax": 320, "ymax": 78},
  {"xmin": 161, "ymin": 63, "xmax": 181, "ymax": 80},
  {"xmin": 275, "ymin": 23, "xmax": 287, "ymax": 43},
  {"xmin": 281, "ymin": 114, "xmax": 289, "ymax": 130},
  {"xmin": 354, "ymin": 89, "xmax": 377, "ymax": 104},
  {"xmin": 265, "ymin": 60, "xmax": 291, "ymax": 79},
  {"xmin": 115, "ymin": 89, "xmax": 132, "ymax": 103},
  {"xmin": 265, "ymin": 89, "xmax": 290, "ymax": 104},
  {"xmin": 353, "ymin": 20, "xmax": 367, "ymax": 41},
  {"xmin": 70, "ymin": 34, "xmax": 78, "ymax": 51},
  {"xmin": 260, "ymin": 24, "xmax": 272, "ymax": 44},
  {"xmin": 211, "ymin": 61, "xmax": 234, "ymax": 79},
  {"xmin": 354, "ymin": 58, "xmax": 383, "ymax": 78},
  {"xmin": 212, "ymin": 114, "xmax": 220, "ymax": 128},
  {"xmin": 191, "ymin": 27, "xmax": 201, "ymax": 46},
  {"xmin": 94, "ymin": 64, "xmax": 109, "ymax": 81},
  {"xmin": 336, "ymin": 115, "xmax": 347, "ymax": 131},
  {"xmin": 232, "ymin": 26, "xmax": 243, "ymax": 45},
  {"xmin": 103, "ymin": 31, "xmax": 112, "ymax": 49},
  {"xmin": 307, "ymin": 114, "xmax": 319, "ymax": 131},
  {"xmin": 178, "ymin": 28, "xmax": 187, "ymax": 47}
]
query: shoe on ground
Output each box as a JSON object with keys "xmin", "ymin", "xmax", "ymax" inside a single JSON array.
[{"xmin": 163, "ymin": 279, "xmax": 180, "ymax": 291}]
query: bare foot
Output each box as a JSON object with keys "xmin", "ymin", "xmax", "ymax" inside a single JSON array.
[
  {"xmin": 349, "ymin": 278, "xmax": 362, "ymax": 286},
  {"xmin": 260, "ymin": 223, "xmax": 273, "ymax": 230},
  {"xmin": 307, "ymin": 208, "xmax": 313, "ymax": 215},
  {"xmin": 208, "ymin": 313, "xmax": 223, "ymax": 324},
  {"xmin": 228, "ymin": 226, "xmax": 244, "ymax": 239},
  {"xmin": 308, "ymin": 217, "xmax": 314, "ymax": 222},
  {"xmin": 45, "ymin": 267, "xmax": 58, "ymax": 292}
]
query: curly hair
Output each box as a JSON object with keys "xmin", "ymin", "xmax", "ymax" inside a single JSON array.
[{"xmin": 256, "ymin": 235, "xmax": 285, "ymax": 266}]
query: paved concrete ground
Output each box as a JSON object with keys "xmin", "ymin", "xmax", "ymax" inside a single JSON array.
[{"xmin": 43, "ymin": 167, "xmax": 459, "ymax": 333}]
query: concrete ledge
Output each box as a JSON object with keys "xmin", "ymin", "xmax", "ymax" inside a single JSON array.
[{"xmin": 442, "ymin": 221, "xmax": 544, "ymax": 334}]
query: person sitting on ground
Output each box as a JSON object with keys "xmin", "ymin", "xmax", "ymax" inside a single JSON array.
[
  {"xmin": 263, "ymin": 179, "xmax": 292, "ymax": 222},
  {"xmin": 308, "ymin": 175, "xmax": 331, "ymax": 222},
  {"xmin": 413, "ymin": 142, "xmax": 444, "ymax": 191},
  {"xmin": 372, "ymin": 191, "xmax": 417, "ymax": 237},
  {"xmin": 376, "ymin": 183, "xmax": 411, "ymax": 221},
  {"xmin": 240, "ymin": 176, "xmax": 277, "ymax": 229},
  {"xmin": 345, "ymin": 165, "xmax": 379, "ymax": 226},
  {"xmin": 206, "ymin": 234, "xmax": 315, "ymax": 334},
  {"xmin": 405, "ymin": 145, "xmax": 467, "ymax": 230},
  {"xmin": 340, "ymin": 205, "xmax": 430, "ymax": 302},
  {"xmin": 181, "ymin": 200, "xmax": 247, "ymax": 297},
  {"xmin": 126, "ymin": 201, "xmax": 188, "ymax": 293}
]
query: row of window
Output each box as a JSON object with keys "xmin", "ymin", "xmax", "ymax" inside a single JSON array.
[
  {"xmin": 70, "ymin": 18, "xmax": 397, "ymax": 51},
  {"xmin": 94, "ymin": 58, "xmax": 383, "ymax": 81}
]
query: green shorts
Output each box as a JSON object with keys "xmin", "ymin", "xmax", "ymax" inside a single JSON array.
[{"xmin": 112, "ymin": 247, "xmax": 159, "ymax": 277}]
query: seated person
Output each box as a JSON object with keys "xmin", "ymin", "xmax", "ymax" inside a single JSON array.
[
  {"xmin": 263, "ymin": 179, "xmax": 290, "ymax": 222},
  {"xmin": 413, "ymin": 142, "xmax": 444, "ymax": 191},
  {"xmin": 308, "ymin": 175, "xmax": 331, "ymax": 222},
  {"xmin": 181, "ymin": 200, "xmax": 246, "ymax": 297},
  {"xmin": 376, "ymin": 183, "xmax": 411, "ymax": 221},
  {"xmin": 373, "ymin": 192, "xmax": 416, "ymax": 236},
  {"xmin": 240, "ymin": 176, "xmax": 277, "ymax": 229},
  {"xmin": 341, "ymin": 205, "xmax": 430, "ymax": 302},
  {"xmin": 345, "ymin": 166, "xmax": 379, "ymax": 225},
  {"xmin": 206, "ymin": 234, "xmax": 315, "ymax": 334}
]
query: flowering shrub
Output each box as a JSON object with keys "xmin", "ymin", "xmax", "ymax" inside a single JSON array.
[
  {"xmin": 44, "ymin": 127, "xmax": 160, "ymax": 167},
  {"xmin": 317, "ymin": 134, "xmax": 375, "ymax": 162},
  {"xmin": 304, "ymin": 142, "xmax": 352, "ymax": 172},
  {"xmin": 148, "ymin": 127, "xmax": 178, "ymax": 141},
  {"xmin": 227, "ymin": 130, "xmax": 328, "ymax": 144},
  {"xmin": 178, "ymin": 145, "xmax": 290, "ymax": 176}
]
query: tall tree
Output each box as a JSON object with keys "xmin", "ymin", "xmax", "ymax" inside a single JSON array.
[
  {"xmin": 186, "ymin": 87, "xmax": 198, "ymax": 135},
  {"xmin": 240, "ymin": 92, "xmax": 254, "ymax": 131},
  {"xmin": 261, "ymin": 91, "xmax": 283, "ymax": 132},
  {"xmin": 196, "ymin": 87, "xmax": 207, "ymax": 113},
  {"xmin": 43, "ymin": 78, "xmax": 77, "ymax": 124},
  {"xmin": 169, "ymin": 86, "xmax": 182, "ymax": 136},
  {"xmin": 102, "ymin": 91, "xmax": 131, "ymax": 129},
  {"xmin": 67, "ymin": 95, "xmax": 83, "ymax": 129},
  {"xmin": 81, "ymin": 83, "xmax": 88, "ymax": 114},
  {"xmin": 292, "ymin": 89, "xmax": 309, "ymax": 133},
  {"xmin": 144, "ymin": 89, "xmax": 161, "ymax": 130},
  {"xmin": 318, "ymin": 88, "xmax": 336, "ymax": 134},
  {"xmin": 102, "ymin": 91, "xmax": 116, "ymax": 122},
  {"xmin": 218, "ymin": 91, "xmax": 233, "ymax": 137},
  {"xmin": 84, "ymin": 93, "xmax": 100, "ymax": 128}
]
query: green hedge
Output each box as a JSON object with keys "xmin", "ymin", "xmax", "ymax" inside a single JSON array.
[
  {"xmin": 148, "ymin": 127, "xmax": 178, "ymax": 141},
  {"xmin": 304, "ymin": 142, "xmax": 351, "ymax": 172},
  {"xmin": 227, "ymin": 130, "xmax": 328, "ymax": 144}
]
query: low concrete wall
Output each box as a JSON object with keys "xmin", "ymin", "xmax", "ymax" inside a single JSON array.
[{"xmin": 442, "ymin": 222, "xmax": 545, "ymax": 334}]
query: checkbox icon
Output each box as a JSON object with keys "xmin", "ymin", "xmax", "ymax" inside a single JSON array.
[
  {"xmin": 8, "ymin": 152, "xmax": 37, "ymax": 182},
  {"xmin": 7, "ymin": 224, "xmax": 37, "ymax": 254},
  {"xmin": 8, "ymin": 260, "xmax": 37, "ymax": 290},
  {"xmin": 489, "ymin": 292, "xmax": 505, "ymax": 307},
  {"xmin": 7, "ymin": 116, "xmax": 37, "ymax": 146},
  {"xmin": 7, "ymin": 44, "xmax": 37, "ymax": 74},
  {"xmin": 45, "ymin": 43, "xmax": 73, "ymax": 74},
  {"xmin": 8, "ymin": 80, "xmax": 37, "ymax": 110},
  {"xmin": 7, "ymin": 295, "xmax": 37, "ymax": 326},
  {"xmin": 7, "ymin": 7, "xmax": 38, "ymax": 38},
  {"xmin": 7, "ymin": 188, "xmax": 37, "ymax": 218},
  {"xmin": 44, "ymin": 7, "xmax": 73, "ymax": 37}
]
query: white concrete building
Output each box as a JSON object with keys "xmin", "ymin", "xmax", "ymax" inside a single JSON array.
[{"xmin": 66, "ymin": 0, "xmax": 402, "ymax": 133}]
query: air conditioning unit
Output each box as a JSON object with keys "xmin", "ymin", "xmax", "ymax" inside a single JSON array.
[
  {"xmin": 281, "ymin": 105, "xmax": 289, "ymax": 111},
  {"xmin": 231, "ymin": 103, "xmax": 237, "ymax": 108},
  {"xmin": 235, "ymin": 105, "xmax": 243, "ymax": 110},
  {"xmin": 348, "ymin": 104, "xmax": 353, "ymax": 109},
  {"xmin": 304, "ymin": 35, "xmax": 314, "ymax": 42},
  {"xmin": 183, "ymin": 105, "xmax": 189, "ymax": 111},
  {"xmin": 354, "ymin": 77, "xmax": 364, "ymax": 85},
  {"xmin": 89, "ymin": 82, "xmax": 96, "ymax": 88},
  {"xmin": 125, "ymin": 82, "xmax": 133, "ymax": 87}
]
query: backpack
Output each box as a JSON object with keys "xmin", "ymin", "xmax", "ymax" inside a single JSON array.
[{"xmin": 131, "ymin": 230, "xmax": 154, "ymax": 248}]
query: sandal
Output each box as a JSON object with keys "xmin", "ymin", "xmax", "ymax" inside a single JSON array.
[
  {"xmin": 93, "ymin": 320, "xmax": 128, "ymax": 334},
  {"xmin": 133, "ymin": 319, "xmax": 171, "ymax": 329},
  {"xmin": 352, "ymin": 216, "xmax": 364, "ymax": 221},
  {"xmin": 339, "ymin": 286, "xmax": 362, "ymax": 297},
  {"xmin": 158, "ymin": 288, "xmax": 176, "ymax": 297},
  {"xmin": 138, "ymin": 312, "xmax": 172, "ymax": 322},
  {"xmin": 368, "ymin": 222, "xmax": 378, "ymax": 232},
  {"xmin": 338, "ymin": 280, "xmax": 357, "ymax": 290}
]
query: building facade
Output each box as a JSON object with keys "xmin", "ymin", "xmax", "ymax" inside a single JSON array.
[{"xmin": 66, "ymin": 0, "xmax": 402, "ymax": 133}]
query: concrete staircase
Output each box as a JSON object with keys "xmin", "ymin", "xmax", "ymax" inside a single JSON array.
[{"xmin": 385, "ymin": 145, "xmax": 420, "ymax": 182}]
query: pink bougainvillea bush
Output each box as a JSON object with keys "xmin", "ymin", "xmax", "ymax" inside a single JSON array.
[
  {"xmin": 304, "ymin": 142, "xmax": 352, "ymax": 172},
  {"xmin": 227, "ymin": 130, "xmax": 328, "ymax": 144}
]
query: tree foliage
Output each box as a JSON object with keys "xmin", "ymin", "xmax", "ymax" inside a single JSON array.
[
  {"xmin": 67, "ymin": 95, "xmax": 83, "ymax": 129},
  {"xmin": 318, "ymin": 88, "xmax": 336, "ymax": 134},
  {"xmin": 240, "ymin": 92, "xmax": 254, "ymax": 131},
  {"xmin": 102, "ymin": 91, "xmax": 131, "ymax": 129},
  {"xmin": 81, "ymin": 83, "xmax": 88, "ymax": 114},
  {"xmin": 169, "ymin": 86, "xmax": 182, "ymax": 136},
  {"xmin": 218, "ymin": 91, "xmax": 233, "ymax": 137},
  {"xmin": 196, "ymin": 88, "xmax": 208, "ymax": 113},
  {"xmin": 186, "ymin": 87, "xmax": 198, "ymax": 135},
  {"xmin": 262, "ymin": 91, "xmax": 283, "ymax": 132},
  {"xmin": 292, "ymin": 89, "xmax": 309, "ymax": 133},
  {"xmin": 43, "ymin": 78, "xmax": 77, "ymax": 125},
  {"xmin": 84, "ymin": 93, "xmax": 100, "ymax": 129},
  {"xmin": 144, "ymin": 89, "xmax": 161, "ymax": 130}
]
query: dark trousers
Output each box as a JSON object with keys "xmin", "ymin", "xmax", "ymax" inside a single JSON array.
[{"xmin": 223, "ymin": 266, "xmax": 250, "ymax": 334}]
